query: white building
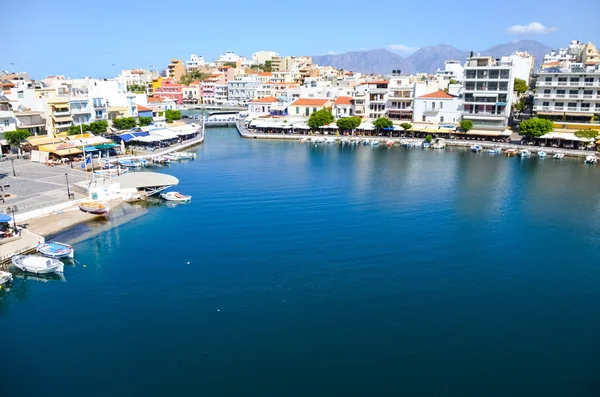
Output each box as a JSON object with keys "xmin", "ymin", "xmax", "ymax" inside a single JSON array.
[
  {"xmin": 215, "ymin": 83, "xmax": 229, "ymax": 105},
  {"xmin": 387, "ymin": 76, "xmax": 414, "ymax": 121},
  {"xmin": 0, "ymin": 94, "xmax": 17, "ymax": 135},
  {"xmin": 534, "ymin": 63, "xmax": 600, "ymax": 124},
  {"xmin": 251, "ymin": 51, "xmax": 279, "ymax": 65},
  {"xmin": 248, "ymin": 96, "xmax": 280, "ymax": 118},
  {"xmin": 435, "ymin": 60, "xmax": 464, "ymax": 82},
  {"xmin": 228, "ymin": 78, "xmax": 260, "ymax": 104},
  {"xmin": 186, "ymin": 54, "xmax": 206, "ymax": 71},
  {"xmin": 502, "ymin": 51, "xmax": 534, "ymax": 83},
  {"xmin": 413, "ymin": 89, "xmax": 463, "ymax": 125},
  {"xmin": 462, "ymin": 55, "xmax": 514, "ymax": 130},
  {"xmin": 118, "ymin": 69, "xmax": 156, "ymax": 86},
  {"xmin": 333, "ymin": 96, "xmax": 354, "ymax": 118}
]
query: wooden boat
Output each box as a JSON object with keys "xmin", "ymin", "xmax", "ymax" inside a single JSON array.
[
  {"xmin": 79, "ymin": 202, "xmax": 109, "ymax": 215},
  {"xmin": 160, "ymin": 191, "xmax": 192, "ymax": 203},
  {"xmin": 11, "ymin": 255, "xmax": 64, "ymax": 274},
  {"xmin": 37, "ymin": 241, "xmax": 74, "ymax": 259},
  {"xmin": 505, "ymin": 149, "xmax": 518, "ymax": 157},
  {"xmin": 0, "ymin": 270, "xmax": 13, "ymax": 285}
]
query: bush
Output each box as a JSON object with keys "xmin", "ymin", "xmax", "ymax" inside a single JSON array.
[
  {"xmin": 308, "ymin": 108, "xmax": 334, "ymax": 129},
  {"xmin": 425, "ymin": 135, "xmax": 433, "ymax": 143},
  {"xmin": 519, "ymin": 117, "xmax": 554, "ymax": 137},
  {"xmin": 138, "ymin": 116, "xmax": 153, "ymax": 127},
  {"xmin": 113, "ymin": 117, "xmax": 137, "ymax": 130},
  {"xmin": 89, "ymin": 120, "xmax": 108, "ymax": 134},
  {"xmin": 459, "ymin": 120, "xmax": 473, "ymax": 132},
  {"xmin": 165, "ymin": 109, "xmax": 181, "ymax": 123},
  {"xmin": 574, "ymin": 129, "xmax": 598, "ymax": 139}
]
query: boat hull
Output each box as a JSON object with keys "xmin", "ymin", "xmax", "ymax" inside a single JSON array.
[
  {"xmin": 37, "ymin": 242, "xmax": 75, "ymax": 259},
  {"xmin": 11, "ymin": 255, "xmax": 64, "ymax": 274}
]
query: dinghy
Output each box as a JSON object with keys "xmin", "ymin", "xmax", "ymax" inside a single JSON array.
[
  {"xmin": 160, "ymin": 191, "xmax": 192, "ymax": 203},
  {"xmin": 11, "ymin": 255, "xmax": 64, "ymax": 274},
  {"xmin": 79, "ymin": 202, "xmax": 109, "ymax": 215},
  {"xmin": 0, "ymin": 271, "xmax": 12, "ymax": 285},
  {"xmin": 37, "ymin": 241, "xmax": 74, "ymax": 259}
]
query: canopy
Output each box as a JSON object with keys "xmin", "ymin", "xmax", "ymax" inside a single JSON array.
[
  {"xmin": 148, "ymin": 128, "xmax": 179, "ymax": 140},
  {"xmin": 359, "ymin": 123, "xmax": 375, "ymax": 130},
  {"xmin": 0, "ymin": 213, "xmax": 12, "ymax": 222},
  {"xmin": 538, "ymin": 132, "xmax": 593, "ymax": 142},
  {"xmin": 319, "ymin": 124, "xmax": 338, "ymax": 129},
  {"xmin": 132, "ymin": 135, "xmax": 163, "ymax": 142},
  {"xmin": 53, "ymin": 148, "xmax": 83, "ymax": 156}
]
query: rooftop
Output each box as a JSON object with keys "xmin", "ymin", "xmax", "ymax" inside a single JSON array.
[
  {"xmin": 137, "ymin": 105, "xmax": 152, "ymax": 112},
  {"xmin": 290, "ymin": 98, "xmax": 330, "ymax": 106},
  {"xmin": 417, "ymin": 90, "xmax": 456, "ymax": 99},
  {"xmin": 334, "ymin": 96, "xmax": 353, "ymax": 105},
  {"xmin": 252, "ymin": 96, "xmax": 280, "ymax": 103}
]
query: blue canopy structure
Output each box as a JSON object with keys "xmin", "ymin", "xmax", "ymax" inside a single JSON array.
[
  {"xmin": 83, "ymin": 146, "xmax": 99, "ymax": 152},
  {"xmin": 0, "ymin": 213, "xmax": 12, "ymax": 222},
  {"xmin": 383, "ymin": 127, "xmax": 395, "ymax": 131},
  {"xmin": 132, "ymin": 131, "xmax": 150, "ymax": 137}
]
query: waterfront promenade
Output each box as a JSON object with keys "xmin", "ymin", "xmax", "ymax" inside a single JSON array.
[{"xmin": 235, "ymin": 121, "xmax": 598, "ymax": 159}]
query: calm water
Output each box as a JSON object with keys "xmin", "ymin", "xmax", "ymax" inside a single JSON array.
[{"xmin": 2, "ymin": 129, "xmax": 600, "ymax": 396}]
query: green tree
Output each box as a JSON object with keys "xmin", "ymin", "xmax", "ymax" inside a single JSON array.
[
  {"xmin": 127, "ymin": 84, "xmax": 146, "ymax": 94},
  {"xmin": 307, "ymin": 108, "xmax": 334, "ymax": 130},
  {"xmin": 515, "ymin": 100, "xmax": 525, "ymax": 112},
  {"xmin": 518, "ymin": 117, "xmax": 554, "ymax": 137},
  {"xmin": 449, "ymin": 79, "xmax": 459, "ymax": 85},
  {"xmin": 514, "ymin": 78, "xmax": 528, "ymax": 94},
  {"xmin": 222, "ymin": 61, "xmax": 237, "ymax": 68},
  {"xmin": 425, "ymin": 135, "xmax": 433, "ymax": 143},
  {"xmin": 373, "ymin": 117, "xmax": 393, "ymax": 133},
  {"xmin": 165, "ymin": 109, "xmax": 181, "ymax": 123},
  {"xmin": 574, "ymin": 129, "xmax": 598, "ymax": 139},
  {"xmin": 68, "ymin": 124, "xmax": 90, "ymax": 135},
  {"xmin": 180, "ymin": 70, "xmax": 212, "ymax": 85},
  {"xmin": 459, "ymin": 120, "xmax": 473, "ymax": 133},
  {"xmin": 89, "ymin": 120, "xmax": 108, "ymax": 134},
  {"xmin": 264, "ymin": 60, "xmax": 272, "ymax": 72},
  {"xmin": 138, "ymin": 116, "xmax": 153, "ymax": 126},
  {"xmin": 335, "ymin": 116, "xmax": 362, "ymax": 132},
  {"xmin": 113, "ymin": 117, "xmax": 137, "ymax": 130},
  {"xmin": 5, "ymin": 129, "xmax": 30, "ymax": 150},
  {"xmin": 400, "ymin": 122, "xmax": 413, "ymax": 136}
]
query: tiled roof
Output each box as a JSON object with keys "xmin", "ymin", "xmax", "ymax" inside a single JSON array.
[
  {"xmin": 290, "ymin": 98, "xmax": 330, "ymax": 106},
  {"xmin": 417, "ymin": 90, "xmax": 455, "ymax": 99},
  {"xmin": 137, "ymin": 105, "xmax": 152, "ymax": 111},
  {"xmin": 359, "ymin": 80, "xmax": 389, "ymax": 85},
  {"xmin": 147, "ymin": 97, "xmax": 163, "ymax": 103},
  {"xmin": 334, "ymin": 96, "xmax": 353, "ymax": 105},
  {"xmin": 251, "ymin": 96, "xmax": 280, "ymax": 103},
  {"xmin": 258, "ymin": 72, "xmax": 272, "ymax": 76}
]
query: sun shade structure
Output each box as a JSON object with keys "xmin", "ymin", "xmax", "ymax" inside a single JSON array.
[{"xmin": 116, "ymin": 172, "xmax": 179, "ymax": 196}]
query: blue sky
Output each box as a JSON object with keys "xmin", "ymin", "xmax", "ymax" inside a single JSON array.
[{"xmin": 3, "ymin": 0, "xmax": 598, "ymax": 79}]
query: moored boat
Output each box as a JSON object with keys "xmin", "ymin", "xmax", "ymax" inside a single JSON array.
[
  {"xmin": 79, "ymin": 202, "xmax": 109, "ymax": 215},
  {"xmin": 520, "ymin": 149, "xmax": 531, "ymax": 157},
  {"xmin": 431, "ymin": 140, "xmax": 446, "ymax": 149},
  {"xmin": 487, "ymin": 148, "xmax": 500, "ymax": 154},
  {"xmin": 95, "ymin": 167, "xmax": 127, "ymax": 177},
  {"xmin": 173, "ymin": 152, "xmax": 197, "ymax": 160},
  {"xmin": 37, "ymin": 241, "xmax": 74, "ymax": 259},
  {"xmin": 386, "ymin": 139, "xmax": 395, "ymax": 147},
  {"xmin": 553, "ymin": 153, "xmax": 565, "ymax": 159},
  {"xmin": 0, "ymin": 270, "xmax": 13, "ymax": 285},
  {"xmin": 139, "ymin": 158, "xmax": 151, "ymax": 167},
  {"xmin": 11, "ymin": 255, "xmax": 64, "ymax": 274},
  {"xmin": 160, "ymin": 191, "xmax": 192, "ymax": 203},
  {"xmin": 422, "ymin": 142, "xmax": 430, "ymax": 148},
  {"xmin": 470, "ymin": 145, "xmax": 482, "ymax": 152},
  {"xmin": 326, "ymin": 137, "xmax": 336, "ymax": 144},
  {"xmin": 118, "ymin": 159, "xmax": 141, "ymax": 168},
  {"xmin": 300, "ymin": 137, "xmax": 310, "ymax": 143},
  {"xmin": 537, "ymin": 151, "xmax": 547, "ymax": 158},
  {"xmin": 585, "ymin": 155, "xmax": 597, "ymax": 164},
  {"xmin": 505, "ymin": 149, "xmax": 518, "ymax": 157}
]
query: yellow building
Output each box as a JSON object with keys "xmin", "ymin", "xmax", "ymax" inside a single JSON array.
[
  {"xmin": 47, "ymin": 96, "xmax": 72, "ymax": 136},
  {"xmin": 168, "ymin": 59, "xmax": 185, "ymax": 82}
]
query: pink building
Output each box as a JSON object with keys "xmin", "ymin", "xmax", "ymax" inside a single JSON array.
[
  {"xmin": 201, "ymin": 73, "xmax": 226, "ymax": 104},
  {"xmin": 217, "ymin": 66, "xmax": 235, "ymax": 82},
  {"xmin": 154, "ymin": 79, "xmax": 183, "ymax": 104}
]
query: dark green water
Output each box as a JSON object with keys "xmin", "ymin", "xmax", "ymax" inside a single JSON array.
[{"xmin": 2, "ymin": 129, "xmax": 600, "ymax": 396}]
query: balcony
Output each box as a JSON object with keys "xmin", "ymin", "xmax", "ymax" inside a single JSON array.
[
  {"xmin": 464, "ymin": 97, "xmax": 501, "ymax": 104},
  {"xmin": 424, "ymin": 108, "xmax": 439, "ymax": 114},
  {"xmin": 568, "ymin": 94, "xmax": 579, "ymax": 98},
  {"xmin": 71, "ymin": 107, "xmax": 91, "ymax": 114},
  {"xmin": 463, "ymin": 112, "xmax": 506, "ymax": 118},
  {"xmin": 556, "ymin": 94, "xmax": 565, "ymax": 98},
  {"xmin": 52, "ymin": 110, "xmax": 70, "ymax": 117},
  {"xmin": 388, "ymin": 107, "xmax": 412, "ymax": 112},
  {"xmin": 93, "ymin": 102, "xmax": 106, "ymax": 109},
  {"xmin": 0, "ymin": 110, "xmax": 13, "ymax": 118},
  {"xmin": 567, "ymin": 107, "xmax": 578, "ymax": 111},
  {"xmin": 584, "ymin": 82, "xmax": 595, "ymax": 86},
  {"xmin": 557, "ymin": 82, "xmax": 568, "ymax": 86}
]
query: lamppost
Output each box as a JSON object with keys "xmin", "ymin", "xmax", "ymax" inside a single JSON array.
[
  {"xmin": 10, "ymin": 158, "xmax": 16, "ymax": 177},
  {"xmin": 65, "ymin": 173, "xmax": 73, "ymax": 200},
  {"xmin": 6, "ymin": 205, "xmax": 18, "ymax": 234}
]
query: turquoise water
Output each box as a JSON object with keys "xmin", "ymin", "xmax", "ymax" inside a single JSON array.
[{"xmin": 3, "ymin": 129, "xmax": 600, "ymax": 396}]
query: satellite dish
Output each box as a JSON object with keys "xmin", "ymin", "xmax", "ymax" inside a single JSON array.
[{"xmin": 17, "ymin": 105, "xmax": 26, "ymax": 112}]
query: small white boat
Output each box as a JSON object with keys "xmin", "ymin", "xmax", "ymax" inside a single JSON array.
[
  {"xmin": 487, "ymin": 148, "xmax": 500, "ymax": 154},
  {"xmin": 173, "ymin": 152, "xmax": 197, "ymax": 160},
  {"xmin": 520, "ymin": 150, "xmax": 531, "ymax": 158},
  {"xmin": 95, "ymin": 167, "xmax": 128, "ymax": 176},
  {"xmin": 152, "ymin": 156, "xmax": 171, "ymax": 164},
  {"xmin": 553, "ymin": 153, "xmax": 565, "ymax": 159},
  {"xmin": 370, "ymin": 140, "xmax": 380, "ymax": 146},
  {"xmin": 585, "ymin": 155, "xmax": 597, "ymax": 164},
  {"xmin": 431, "ymin": 141, "xmax": 446, "ymax": 149},
  {"xmin": 0, "ymin": 270, "xmax": 13, "ymax": 285},
  {"xmin": 422, "ymin": 142, "xmax": 430, "ymax": 148},
  {"xmin": 386, "ymin": 139, "xmax": 395, "ymax": 147},
  {"xmin": 160, "ymin": 191, "xmax": 192, "ymax": 203},
  {"xmin": 300, "ymin": 137, "xmax": 310, "ymax": 144},
  {"xmin": 117, "ymin": 159, "xmax": 141, "ymax": 168},
  {"xmin": 537, "ymin": 151, "xmax": 547, "ymax": 158},
  {"xmin": 37, "ymin": 241, "xmax": 74, "ymax": 259},
  {"xmin": 341, "ymin": 138, "xmax": 350, "ymax": 144},
  {"xmin": 470, "ymin": 145, "xmax": 482, "ymax": 152},
  {"xmin": 11, "ymin": 255, "xmax": 64, "ymax": 274},
  {"xmin": 326, "ymin": 137, "xmax": 336, "ymax": 144}
]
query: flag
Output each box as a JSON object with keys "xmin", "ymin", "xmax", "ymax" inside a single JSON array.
[{"xmin": 81, "ymin": 154, "xmax": 92, "ymax": 169}]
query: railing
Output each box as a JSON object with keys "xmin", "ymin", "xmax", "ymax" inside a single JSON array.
[
  {"xmin": 463, "ymin": 111, "xmax": 505, "ymax": 117},
  {"xmin": 558, "ymin": 82, "xmax": 568, "ymax": 86},
  {"xmin": 567, "ymin": 107, "xmax": 578, "ymax": 111},
  {"xmin": 464, "ymin": 98, "xmax": 500, "ymax": 103},
  {"xmin": 568, "ymin": 95, "xmax": 579, "ymax": 98},
  {"xmin": 584, "ymin": 82, "xmax": 595, "ymax": 86},
  {"xmin": 556, "ymin": 94, "xmax": 566, "ymax": 98},
  {"xmin": 583, "ymin": 95, "xmax": 593, "ymax": 99},
  {"xmin": 93, "ymin": 103, "xmax": 106, "ymax": 108},
  {"xmin": 52, "ymin": 111, "xmax": 70, "ymax": 116},
  {"xmin": 71, "ymin": 107, "xmax": 90, "ymax": 114}
]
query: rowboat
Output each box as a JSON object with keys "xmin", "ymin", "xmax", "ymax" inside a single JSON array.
[
  {"xmin": 79, "ymin": 202, "xmax": 109, "ymax": 215},
  {"xmin": 117, "ymin": 159, "xmax": 141, "ymax": 167},
  {"xmin": 11, "ymin": 255, "xmax": 64, "ymax": 274},
  {"xmin": 37, "ymin": 241, "xmax": 74, "ymax": 259},
  {"xmin": 160, "ymin": 191, "xmax": 192, "ymax": 203},
  {"xmin": 0, "ymin": 270, "xmax": 12, "ymax": 285}
]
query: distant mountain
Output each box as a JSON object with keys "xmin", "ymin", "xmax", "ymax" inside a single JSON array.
[
  {"xmin": 406, "ymin": 45, "xmax": 469, "ymax": 75},
  {"xmin": 312, "ymin": 49, "xmax": 412, "ymax": 75},
  {"xmin": 312, "ymin": 40, "xmax": 552, "ymax": 75}
]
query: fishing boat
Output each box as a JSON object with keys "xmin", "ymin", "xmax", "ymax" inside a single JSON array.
[
  {"xmin": 487, "ymin": 148, "xmax": 500, "ymax": 154},
  {"xmin": 537, "ymin": 151, "xmax": 547, "ymax": 158},
  {"xmin": 422, "ymin": 142, "xmax": 430, "ymax": 148},
  {"xmin": 585, "ymin": 155, "xmax": 597, "ymax": 164},
  {"xmin": 431, "ymin": 140, "xmax": 446, "ymax": 149},
  {"xmin": 37, "ymin": 241, "xmax": 74, "ymax": 259},
  {"xmin": 163, "ymin": 154, "xmax": 177, "ymax": 162},
  {"xmin": 0, "ymin": 271, "xmax": 13, "ymax": 285},
  {"xmin": 386, "ymin": 139, "xmax": 395, "ymax": 147},
  {"xmin": 300, "ymin": 137, "xmax": 310, "ymax": 144},
  {"xmin": 505, "ymin": 149, "xmax": 518, "ymax": 157},
  {"xmin": 553, "ymin": 153, "xmax": 565, "ymax": 159},
  {"xmin": 151, "ymin": 156, "xmax": 170, "ymax": 165},
  {"xmin": 326, "ymin": 137, "xmax": 336, "ymax": 144},
  {"xmin": 370, "ymin": 140, "xmax": 380, "ymax": 146},
  {"xmin": 118, "ymin": 159, "xmax": 141, "ymax": 168},
  {"xmin": 470, "ymin": 145, "xmax": 482, "ymax": 152},
  {"xmin": 11, "ymin": 255, "xmax": 64, "ymax": 275},
  {"xmin": 139, "ymin": 158, "xmax": 151, "ymax": 167},
  {"xmin": 173, "ymin": 152, "xmax": 197, "ymax": 160},
  {"xmin": 79, "ymin": 202, "xmax": 109, "ymax": 215},
  {"xmin": 520, "ymin": 149, "xmax": 531, "ymax": 158},
  {"xmin": 160, "ymin": 191, "xmax": 192, "ymax": 203}
]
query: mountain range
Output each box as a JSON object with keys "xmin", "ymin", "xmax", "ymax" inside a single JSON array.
[{"xmin": 312, "ymin": 40, "xmax": 553, "ymax": 75}]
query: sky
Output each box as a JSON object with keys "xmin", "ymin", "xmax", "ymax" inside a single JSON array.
[{"xmin": 2, "ymin": 0, "xmax": 598, "ymax": 79}]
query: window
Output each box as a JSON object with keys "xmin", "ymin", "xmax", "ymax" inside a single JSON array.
[
  {"xmin": 422, "ymin": 115, "xmax": 426, "ymax": 122},
  {"xmin": 584, "ymin": 77, "xmax": 594, "ymax": 83},
  {"xmin": 558, "ymin": 77, "xmax": 567, "ymax": 82},
  {"xmin": 570, "ymin": 77, "xmax": 579, "ymax": 82},
  {"xmin": 543, "ymin": 102, "xmax": 549, "ymax": 106},
  {"xmin": 568, "ymin": 102, "xmax": 577, "ymax": 108},
  {"xmin": 3, "ymin": 120, "xmax": 8, "ymax": 127},
  {"xmin": 557, "ymin": 90, "xmax": 566, "ymax": 94},
  {"xmin": 440, "ymin": 102, "xmax": 443, "ymax": 109},
  {"xmin": 295, "ymin": 107, "xmax": 299, "ymax": 114},
  {"xmin": 440, "ymin": 116, "xmax": 444, "ymax": 122},
  {"xmin": 581, "ymin": 103, "xmax": 590, "ymax": 109},
  {"xmin": 545, "ymin": 77, "xmax": 552, "ymax": 82},
  {"xmin": 555, "ymin": 102, "xmax": 564, "ymax": 107},
  {"xmin": 432, "ymin": 102, "xmax": 435, "ymax": 109},
  {"xmin": 544, "ymin": 89, "xmax": 551, "ymax": 94},
  {"xmin": 18, "ymin": 91, "xmax": 24, "ymax": 98},
  {"xmin": 313, "ymin": 107, "xmax": 317, "ymax": 113},
  {"xmin": 569, "ymin": 90, "xmax": 578, "ymax": 95},
  {"xmin": 583, "ymin": 90, "xmax": 593, "ymax": 95}
]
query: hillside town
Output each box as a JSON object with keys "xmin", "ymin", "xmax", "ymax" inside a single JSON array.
[{"xmin": 0, "ymin": 40, "xmax": 599, "ymax": 157}]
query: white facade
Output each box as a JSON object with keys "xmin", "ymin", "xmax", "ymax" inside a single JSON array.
[
  {"xmin": 215, "ymin": 84, "xmax": 229, "ymax": 104},
  {"xmin": 435, "ymin": 60, "xmax": 464, "ymax": 82},
  {"xmin": 228, "ymin": 78, "xmax": 260, "ymax": 104},
  {"xmin": 186, "ymin": 54, "xmax": 206, "ymax": 71},
  {"xmin": 387, "ymin": 77, "xmax": 415, "ymax": 121},
  {"xmin": 502, "ymin": 51, "xmax": 534, "ymax": 83},
  {"xmin": 0, "ymin": 96, "xmax": 17, "ymax": 134},
  {"xmin": 413, "ymin": 89, "xmax": 463, "ymax": 125},
  {"xmin": 248, "ymin": 98, "xmax": 280, "ymax": 118},
  {"xmin": 118, "ymin": 69, "xmax": 156, "ymax": 86},
  {"xmin": 251, "ymin": 51, "xmax": 279, "ymax": 65},
  {"xmin": 462, "ymin": 56, "xmax": 514, "ymax": 130}
]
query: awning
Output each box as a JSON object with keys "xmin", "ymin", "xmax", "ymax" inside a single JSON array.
[
  {"xmin": 95, "ymin": 143, "xmax": 119, "ymax": 150},
  {"xmin": 0, "ymin": 213, "xmax": 12, "ymax": 222},
  {"xmin": 53, "ymin": 148, "xmax": 83, "ymax": 156},
  {"xmin": 83, "ymin": 146, "xmax": 98, "ymax": 152},
  {"xmin": 148, "ymin": 128, "xmax": 179, "ymax": 140},
  {"xmin": 52, "ymin": 115, "xmax": 72, "ymax": 122}
]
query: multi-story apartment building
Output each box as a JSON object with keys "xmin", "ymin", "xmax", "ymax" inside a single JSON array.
[
  {"xmin": 186, "ymin": 54, "xmax": 206, "ymax": 71},
  {"xmin": 215, "ymin": 83, "xmax": 229, "ymax": 105},
  {"xmin": 119, "ymin": 69, "xmax": 157, "ymax": 87},
  {"xmin": 0, "ymin": 94, "xmax": 17, "ymax": 135},
  {"xmin": 228, "ymin": 78, "xmax": 260, "ymax": 104},
  {"xmin": 462, "ymin": 55, "xmax": 514, "ymax": 130},
  {"xmin": 251, "ymin": 51, "xmax": 279, "ymax": 65},
  {"xmin": 154, "ymin": 80, "xmax": 183, "ymax": 104},
  {"xmin": 413, "ymin": 87, "xmax": 463, "ymax": 125},
  {"xmin": 47, "ymin": 95, "xmax": 72, "ymax": 134},
  {"xmin": 70, "ymin": 87, "xmax": 92, "ymax": 126},
  {"xmin": 359, "ymin": 81, "xmax": 388, "ymax": 119},
  {"xmin": 182, "ymin": 82, "xmax": 200, "ymax": 104},
  {"xmin": 534, "ymin": 64, "xmax": 600, "ymax": 124},
  {"xmin": 387, "ymin": 76, "xmax": 414, "ymax": 121},
  {"xmin": 167, "ymin": 59, "xmax": 186, "ymax": 82},
  {"xmin": 502, "ymin": 51, "xmax": 534, "ymax": 83}
]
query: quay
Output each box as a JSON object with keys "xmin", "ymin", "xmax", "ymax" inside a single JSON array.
[{"xmin": 235, "ymin": 121, "xmax": 597, "ymax": 159}]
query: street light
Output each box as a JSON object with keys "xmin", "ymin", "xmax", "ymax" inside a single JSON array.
[
  {"xmin": 6, "ymin": 205, "xmax": 18, "ymax": 234},
  {"xmin": 10, "ymin": 158, "xmax": 15, "ymax": 177},
  {"xmin": 65, "ymin": 173, "xmax": 73, "ymax": 200}
]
